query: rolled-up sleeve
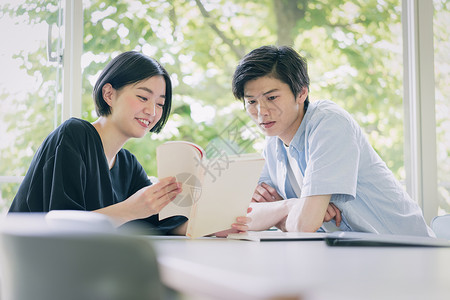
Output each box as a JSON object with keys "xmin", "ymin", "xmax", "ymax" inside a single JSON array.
[{"xmin": 302, "ymin": 114, "xmax": 359, "ymax": 202}]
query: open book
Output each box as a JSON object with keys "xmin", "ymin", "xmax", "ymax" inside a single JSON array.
[{"xmin": 157, "ymin": 141, "xmax": 265, "ymax": 238}]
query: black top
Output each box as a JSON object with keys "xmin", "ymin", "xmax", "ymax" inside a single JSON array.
[{"xmin": 9, "ymin": 118, "xmax": 186, "ymax": 234}]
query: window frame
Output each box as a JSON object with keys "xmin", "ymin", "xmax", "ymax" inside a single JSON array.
[
  {"xmin": 62, "ymin": 0, "xmax": 83, "ymax": 122},
  {"xmin": 402, "ymin": 0, "xmax": 438, "ymax": 223},
  {"xmin": 0, "ymin": 0, "xmax": 82, "ymax": 190}
]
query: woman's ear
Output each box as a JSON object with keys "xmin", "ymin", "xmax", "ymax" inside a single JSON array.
[
  {"xmin": 296, "ymin": 86, "xmax": 308, "ymax": 103},
  {"xmin": 102, "ymin": 83, "xmax": 114, "ymax": 107}
]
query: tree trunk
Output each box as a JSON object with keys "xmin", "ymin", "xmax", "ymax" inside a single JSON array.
[{"xmin": 274, "ymin": 0, "xmax": 307, "ymax": 46}]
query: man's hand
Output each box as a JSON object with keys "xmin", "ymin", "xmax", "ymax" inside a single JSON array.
[
  {"xmin": 252, "ymin": 182, "xmax": 283, "ymax": 202},
  {"xmin": 247, "ymin": 200, "xmax": 294, "ymax": 231},
  {"xmin": 324, "ymin": 203, "xmax": 341, "ymax": 227},
  {"xmin": 214, "ymin": 207, "xmax": 252, "ymax": 238}
]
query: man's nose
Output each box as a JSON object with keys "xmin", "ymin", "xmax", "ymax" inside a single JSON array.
[{"xmin": 257, "ymin": 101, "xmax": 270, "ymax": 116}]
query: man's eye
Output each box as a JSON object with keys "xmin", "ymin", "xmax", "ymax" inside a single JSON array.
[
  {"xmin": 267, "ymin": 96, "xmax": 277, "ymax": 101},
  {"xmin": 246, "ymin": 100, "xmax": 256, "ymax": 105}
]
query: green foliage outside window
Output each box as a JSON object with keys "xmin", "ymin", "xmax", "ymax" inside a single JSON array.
[{"xmin": 1, "ymin": 0, "xmax": 448, "ymax": 213}]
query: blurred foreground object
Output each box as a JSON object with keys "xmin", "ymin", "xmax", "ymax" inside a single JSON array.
[
  {"xmin": 0, "ymin": 211, "xmax": 164, "ymax": 300},
  {"xmin": 432, "ymin": 214, "xmax": 450, "ymax": 240}
]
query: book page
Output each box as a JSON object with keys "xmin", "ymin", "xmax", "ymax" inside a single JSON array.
[
  {"xmin": 157, "ymin": 141, "xmax": 204, "ymax": 220},
  {"xmin": 186, "ymin": 155, "xmax": 265, "ymax": 238}
]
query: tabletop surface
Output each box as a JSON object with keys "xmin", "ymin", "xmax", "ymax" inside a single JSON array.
[{"xmin": 147, "ymin": 236, "xmax": 450, "ymax": 300}]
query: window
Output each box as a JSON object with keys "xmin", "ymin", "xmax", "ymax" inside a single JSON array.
[
  {"xmin": 434, "ymin": 0, "xmax": 450, "ymax": 215},
  {"xmin": 0, "ymin": 0, "xmax": 444, "ymax": 221},
  {"xmin": 80, "ymin": 0, "xmax": 404, "ymax": 180},
  {"xmin": 0, "ymin": 0, "xmax": 63, "ymax": 213}
]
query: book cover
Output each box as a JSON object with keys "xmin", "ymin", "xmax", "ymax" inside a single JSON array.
[{"xmin": 156, "ymin": 141, "xmax": 264, "ymax": 238}]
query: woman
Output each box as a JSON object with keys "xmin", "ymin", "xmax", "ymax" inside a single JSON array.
[{"xmin": 9, "ymin": 51, "xmax": 249, "ymax": 235}]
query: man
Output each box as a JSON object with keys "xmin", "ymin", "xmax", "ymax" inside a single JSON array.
[{"xmin": 232, "ymin": 45, "xmax": 433, "ymax": 237}]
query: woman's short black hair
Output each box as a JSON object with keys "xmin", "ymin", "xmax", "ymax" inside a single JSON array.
[
  {"xmin": 93, "ymin": 51, "xmax": 172, "ymax": 133},
  {"xmin": 232, "ymin": 45, "xmax": 310, "ymax": 111}
]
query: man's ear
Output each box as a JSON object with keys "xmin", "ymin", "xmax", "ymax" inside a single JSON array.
[
  {"xmin": 296, "ymin": 86, "xmax": 308, "ymax": 103},
  {"xmin": 102, "ymin": 83, "xmax": 114, "ymax": 107}
]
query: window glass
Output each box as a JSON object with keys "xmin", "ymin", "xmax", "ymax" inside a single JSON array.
[
  {"xmin": 1, "ymin": 0, "xmax": 405, "ymax": 212},
  {"xmin": 434, "ymin": 0, "xmax": 450, "ymax": 215},
  {"xmin": 0, "ymin": 0, "xmax": 61, "ymax": 213},
  {"xmin": 80, "ymin": 0, "xmax": 404, "ymax": 180}
]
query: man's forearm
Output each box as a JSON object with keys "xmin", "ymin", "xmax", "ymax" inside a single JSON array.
[
  {"xmin": 285, "ymin": 194, "xmax": 331, "ymax": 232},
  {"xmin": 247, "ymin": 198, "xmax": 302, "ymax": 231}
]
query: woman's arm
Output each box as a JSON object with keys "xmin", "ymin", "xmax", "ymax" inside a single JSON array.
[
  {"xmin": 95, "ymin": 176, "xmax": 182, "ymax": 226},
  {"xmin": 169, "ymin": 220, "xmax": 188, "ymax": 235}
]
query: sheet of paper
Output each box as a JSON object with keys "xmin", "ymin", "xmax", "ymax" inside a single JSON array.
[
  {"xmin": 157, "ymin": 142, "xmax": 204, "ymax": 220},
  {"xmin": 187, "ymin": 156, "xmax": 265, "ymax": 238}
]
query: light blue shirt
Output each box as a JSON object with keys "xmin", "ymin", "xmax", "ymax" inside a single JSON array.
[{"xmin": 259, "ymin": 100, "xmax": 434, "ymax": 237}]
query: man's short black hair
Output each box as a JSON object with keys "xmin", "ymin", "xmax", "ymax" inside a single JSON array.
[{"xmin": 232, "ymin": 45, "xmax": 310, "ymax": 111}]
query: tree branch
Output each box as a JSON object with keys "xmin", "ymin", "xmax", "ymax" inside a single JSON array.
[
  {"xmin": 194, "ymin": 0, "xmax": 245, "ymax": 59},
  {"xmin": 168, "ymin": 0, "xmax": 178, "ymax": 36}
]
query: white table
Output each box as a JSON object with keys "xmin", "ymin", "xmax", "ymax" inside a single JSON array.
[{"xmin": 148, "ymin": 236, "xmax": 450, "ymax": 300}]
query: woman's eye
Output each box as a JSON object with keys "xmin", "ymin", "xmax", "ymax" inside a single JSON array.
[
  {"xmin": 246, "ymin": 100, "xmax": 256, "ymax": 105},
  {"xmin": 138, "ymin": 95, "xmax": 147, "ymax": 101},
  {"xmin": 157, "ymin": 103, "xmax": 164, "ymax": 108}
]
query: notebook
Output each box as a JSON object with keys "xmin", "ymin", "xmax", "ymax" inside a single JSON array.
[
  {"xmin": 228, "ymin": 230, "xmax": 450, "ymax": 247},
  {"xmin": 324, "ymin": 231, "xmax": 450, "ymax": 247},
  {"xmin": 227, "ymin": 230, "xmax": 328, "ymax": 242}
]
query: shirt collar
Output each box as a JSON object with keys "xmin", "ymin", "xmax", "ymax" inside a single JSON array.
[{"xmin": 275, "ymin": 101, "xmax": 317, "ymax": 156}]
